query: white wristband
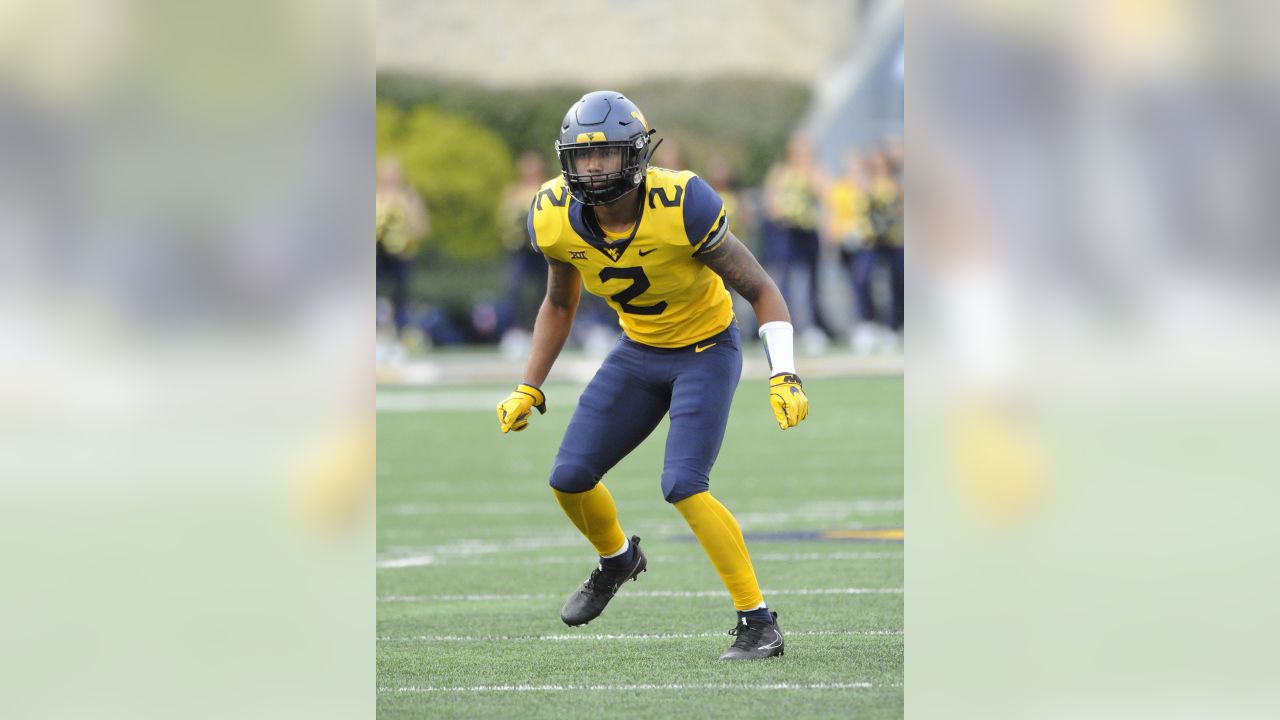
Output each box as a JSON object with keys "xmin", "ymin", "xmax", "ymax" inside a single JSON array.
[{"xmin": 757, "ymin": 321, "xmax": 796, "ymax": 375}]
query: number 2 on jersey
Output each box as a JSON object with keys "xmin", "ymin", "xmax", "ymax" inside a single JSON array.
[{"xmin": 598, "ymin": 267, "xmax": 668, "ymax": 315}]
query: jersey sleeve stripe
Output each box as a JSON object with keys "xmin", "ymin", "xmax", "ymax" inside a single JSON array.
[{"xmin": 692, "ymin": 212, "xmax": 729, "ymax": 256}]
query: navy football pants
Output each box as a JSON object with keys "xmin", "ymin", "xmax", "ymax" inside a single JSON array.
[{"xmin": 549, "ymin": 323, "xmax": 742, "ymax": 503}]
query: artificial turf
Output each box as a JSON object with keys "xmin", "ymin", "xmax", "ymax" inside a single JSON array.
[{"xmin": 377, "ymin": 375, "xmax": 903, "ymax": 719}]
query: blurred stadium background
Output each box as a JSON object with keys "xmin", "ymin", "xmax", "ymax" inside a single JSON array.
[{"xmin": 374, "ymin": 0, "xmax": 904, "ymax": 375}]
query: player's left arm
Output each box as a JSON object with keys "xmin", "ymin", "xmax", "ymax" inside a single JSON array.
[
  {"xmin": 697, "ymin": 233, "xmax": 809, "ymax": 429},
  {"xmin": 697, "ymin": 232, "xmax": 788, "ymax": 326}
]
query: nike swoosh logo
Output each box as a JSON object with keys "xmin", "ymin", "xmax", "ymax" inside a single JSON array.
[
  {"xmin": 695, "ymin": 343, "xmax": 716, "ymax": 353},
  {"xmin": 757, "ymin": 634, "xmax": 783, "ymax": 651},
  {"xmin": 638, "ymin": 248, "xmax": 656, "ymax": 256}
]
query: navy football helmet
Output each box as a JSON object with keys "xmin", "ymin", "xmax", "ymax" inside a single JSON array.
[{"xmin": 555, "ymin": 91, "xmax": 656, "ymax": 205}]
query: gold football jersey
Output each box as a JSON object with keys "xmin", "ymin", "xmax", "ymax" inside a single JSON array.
[{"xmin": 527, "ymin": 167, "xmax": 734, "ymax": 348}]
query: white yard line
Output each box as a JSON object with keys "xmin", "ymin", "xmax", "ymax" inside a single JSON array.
[
  {"xmin": 753, "ymin": 551, "xmax": 901, "ymax": 561},
  {"xmin": 381, "ymin": 499, "xmax": 903, "ymax": 517},
  {"xmin": 383, "ymin": 501, "xmax": 558, "ymax": 516},
  {"xmin": 377, "ymin": 391, "xmax": 535, "ymax": 413},
  {"xmin": 376, "ymin": 534, "xmax": 589, "ymax": 567},
  {"xmin": 376, "ymin": 550, "xmax": 902, "ymax": 569},
  {"xmin": 378, "ymin": 682, "xmax": 889, "ymax": 693},
  {"xmin": 377, "ymin": 556, "xmax": 442, "ymax": 569},
  {"xmin": 378, "ymin": 629, "xmax": 903, "ymax": 642},
  {"xmin": 377, "ymin": 588, "xmax": 903, "ymax": 602}
]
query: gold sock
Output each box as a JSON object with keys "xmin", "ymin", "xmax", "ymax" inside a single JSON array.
[
  {"xmin": 673, "ymin": 492, "xmax": 764, "ymax": 611},
  {"xmin": 552, "ymin": 484, "xmax": 627, "ymax": 557}
]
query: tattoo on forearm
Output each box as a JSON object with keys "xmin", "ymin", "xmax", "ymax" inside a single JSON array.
[
  {"xmin": 546, "ymin": 260, "xmax": 579, "ymax": 310},
  {"xmin": 702, "ymin": 236, "xmax": 766, "ymax": 302}
]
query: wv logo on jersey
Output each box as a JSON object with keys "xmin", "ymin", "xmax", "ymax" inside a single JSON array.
[{"xmin": 570, "ymin": 250, "xmax": 587, "ymax": 260}]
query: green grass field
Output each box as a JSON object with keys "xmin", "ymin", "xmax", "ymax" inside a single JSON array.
[{"xmin": 377, "ymin": 375, "xmax": 903, "ymax": 719}]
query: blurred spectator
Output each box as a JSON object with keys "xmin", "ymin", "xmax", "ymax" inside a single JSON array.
[
  {"xmin": 824, "ymin": 149, "xmax": 881, "ymax": 352},
  {"xmin": 375, "ymin": 157, "xmax": 428, "ymax": 339},
  {"xmin": 498, "ymin": 151, "xmax": 550, "ymax": 354},
  {"xmin": 866, "ymin": 149, "xmax": 904, "ymax": 336},
  {"xmin": 757, "ymin": 164, "xmax": 790, "ymax": 287},
  {"xmin": 882, "ymin": 135, "xmax": 904, "ymax": 183},
  {"xmin": 765, "ymin": 135, "xmax": 838, "ymax": 347},
  {"xmin": 651, "ymin": 137, "xmax": 686, "ymax": 170},
  {"xmin": 707, "ymin": 155, "xmax": 749, "ymax": 235},
  {"xmin": 707, "ymin": 156, "xmax": 760, "ymax": 331}
]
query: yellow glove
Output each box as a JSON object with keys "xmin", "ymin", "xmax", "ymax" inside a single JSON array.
[
  {"xmin": 496, "ymin": 383, "xmax": 547, "ymax": 433},
  {"xmin": 769, "ymin": 373, "xmax": 809, "ymax": 430}
]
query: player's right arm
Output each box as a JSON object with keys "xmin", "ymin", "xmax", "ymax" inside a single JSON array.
[
  {"xmin": 497, "ymin": 258, "xmax": 581, "ymax": 433},
  {"xmin": 523, "ymin": 259, "xmax": 581, "ymax": 387}
]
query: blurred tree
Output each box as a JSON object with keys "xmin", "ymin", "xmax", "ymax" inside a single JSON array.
[
  {"xmin": 376, "ymin": 76, "xmax": 809, "ymax": 186},
  {"xmin": 376, "ymin": 101, "xmax": 513, "ymax": 260},
  {"xmin": 375, "ymin": 102, "xmax": 403, "ymax": 153}
]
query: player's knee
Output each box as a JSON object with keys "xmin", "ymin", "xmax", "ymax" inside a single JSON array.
[
  {"xmin": 661, "ymin": 471, "xmax": 708, "ymax": 504},
  {"xmin": 549, "ymin": 462, "xmax": 598, "ymax": 494}
]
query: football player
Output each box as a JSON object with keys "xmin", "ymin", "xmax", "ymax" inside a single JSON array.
[{"xmin": 497, "ymin": 91, "xmax": 808, "ymax": 660}]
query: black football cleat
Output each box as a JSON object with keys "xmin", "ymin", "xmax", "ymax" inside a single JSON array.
[
  {"xmin": 719, "ymin": 611, "xmax": 785, "ymax": 660},
  {"xmin": 560, "ymin": 535, "xmax": 647, "ymax": 626}
]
